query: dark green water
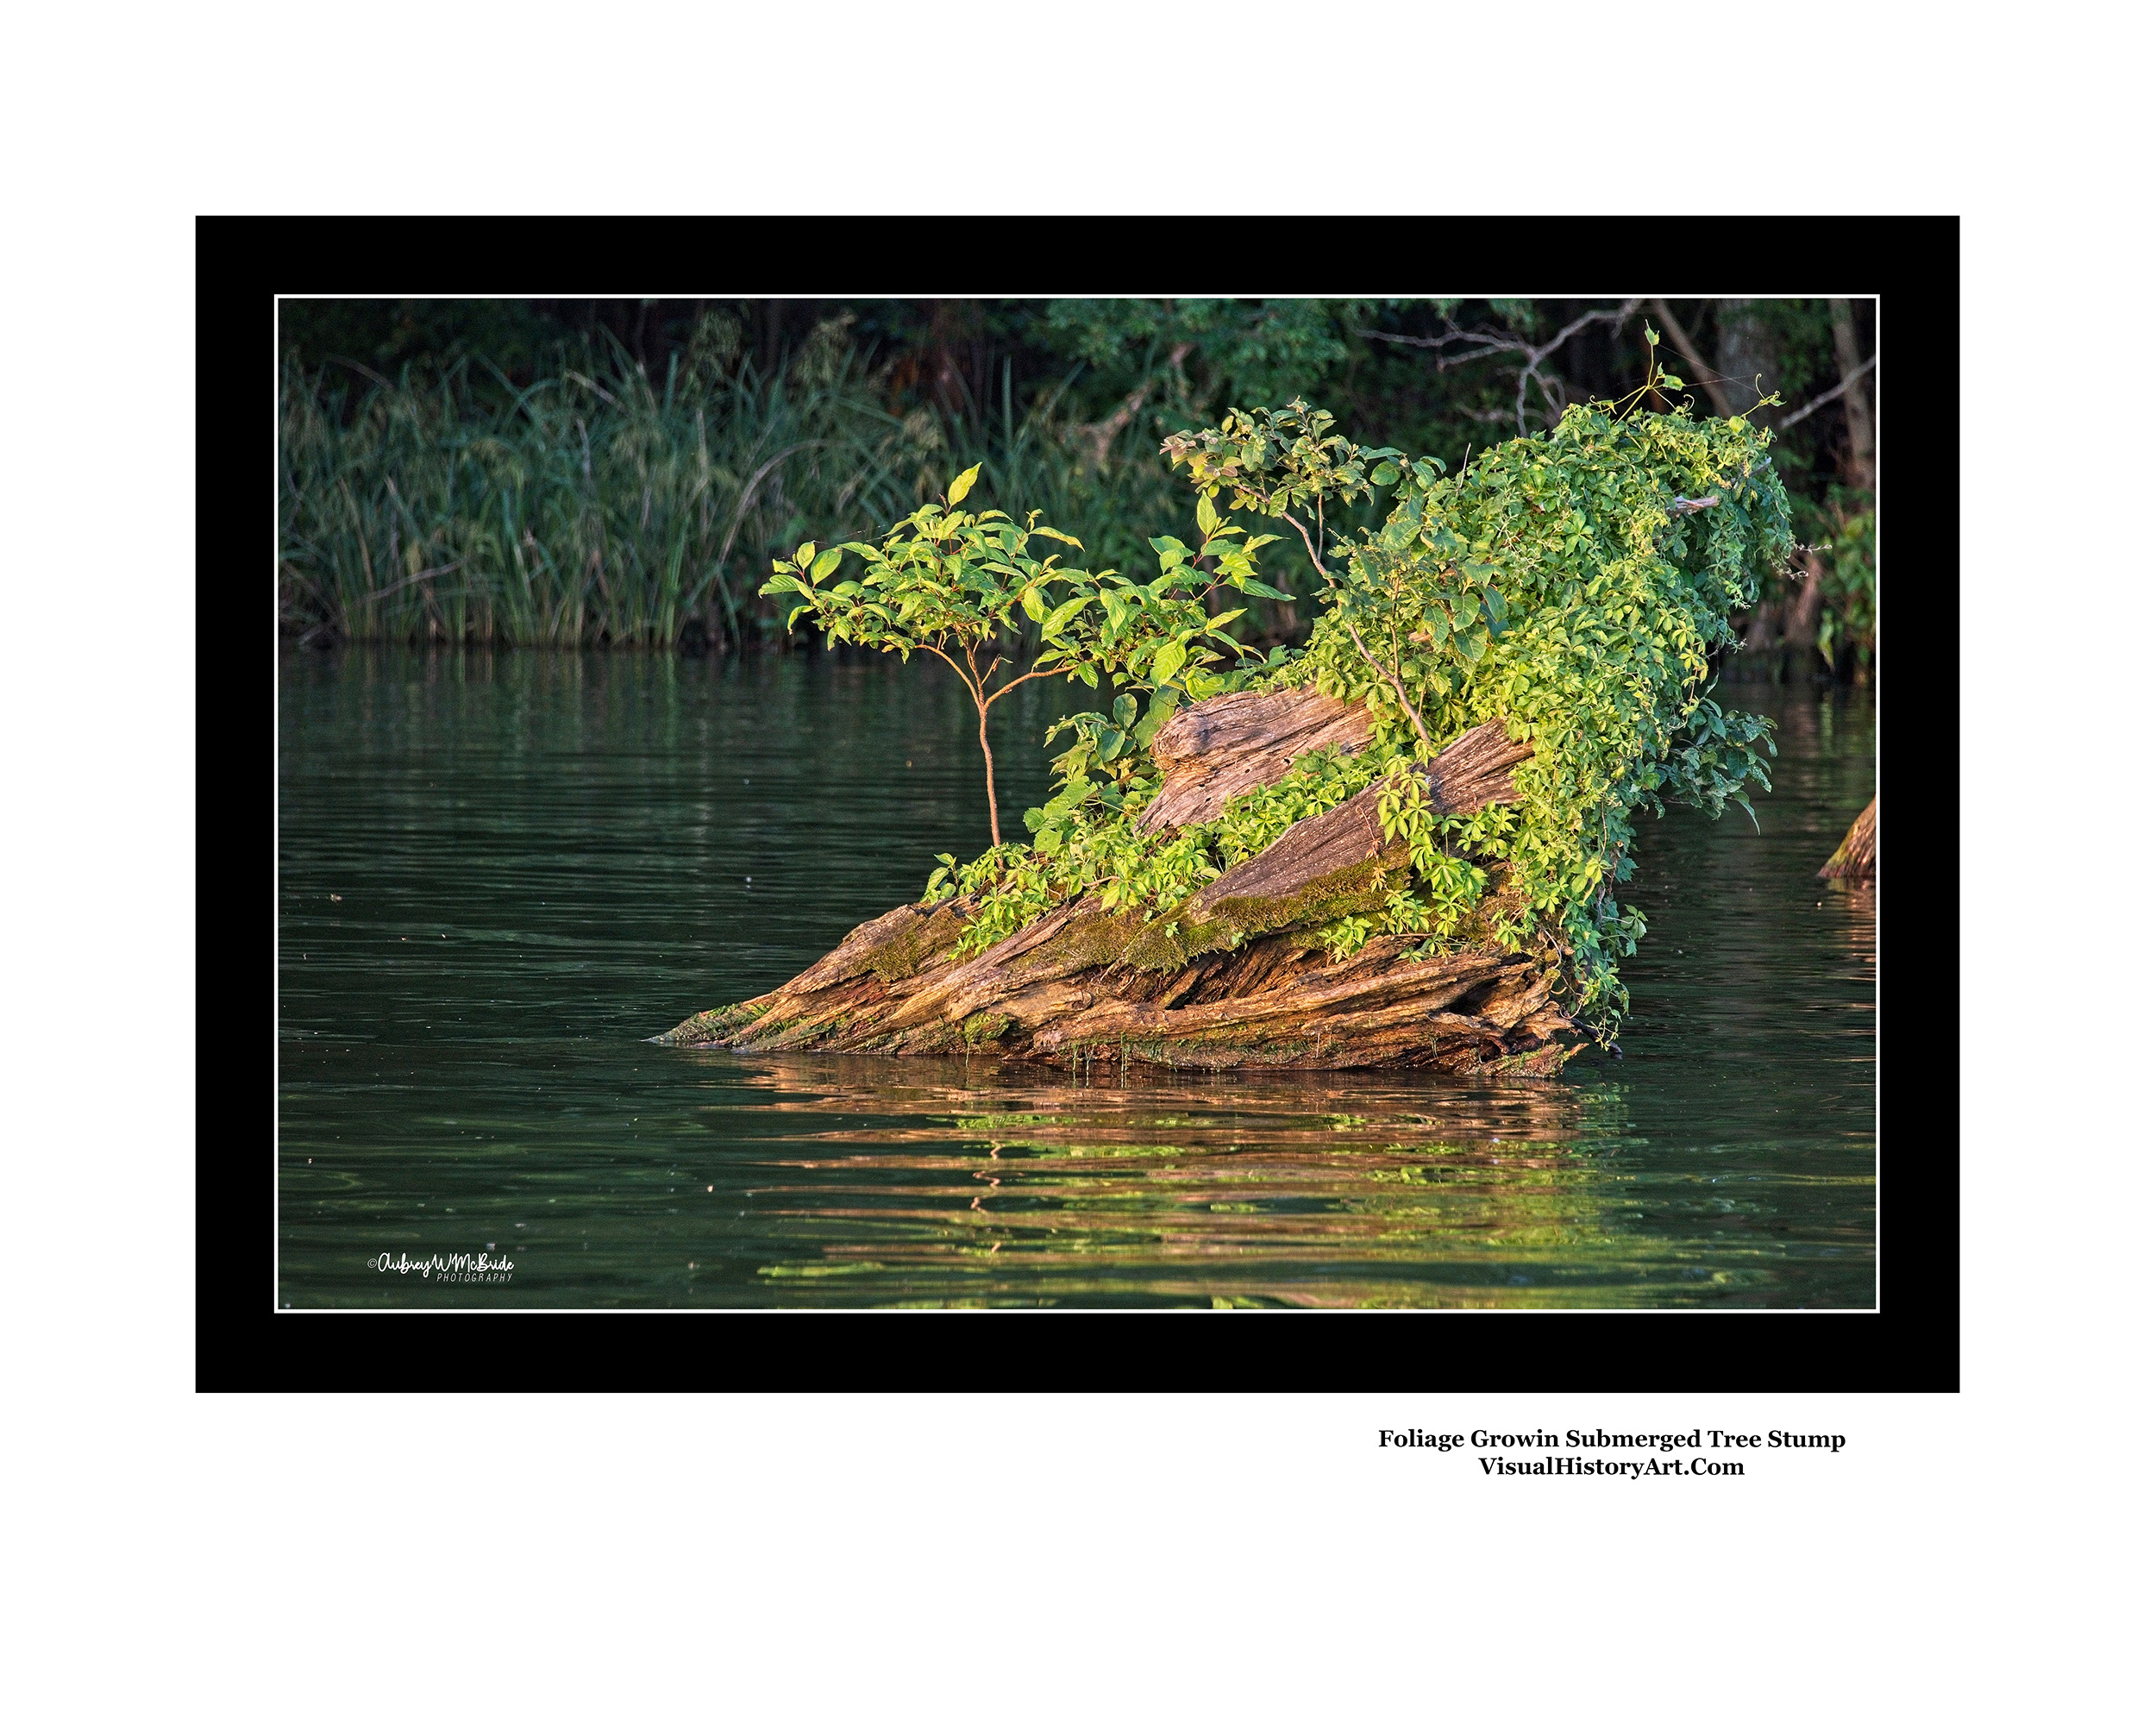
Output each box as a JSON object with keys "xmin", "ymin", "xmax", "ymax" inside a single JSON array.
[{"xmin": 277, "ymin": 648, "xmax": 1876, "ymax": 1308}]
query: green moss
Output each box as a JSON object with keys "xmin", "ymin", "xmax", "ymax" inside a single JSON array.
[
  {"xmin": 650, "ymin": 1000, "xmax": 769, "ymax": 1046},
  {"xmin": 868, "ymin": 904, "xmax": 968, "ymax": 983},
  {"xmin": 1463, "ymin": 1040, "xmax": 1583, "ymax": 1078},
  {"xmin": 1006, "ymin": 906, "xmax": 1146, "ymax": 975},
  {"xmin": 1126, "ymin": 855, "xmax": 1401, "ymax": 970},
  {"xmin": 960, "ymin": 1010, "xmax": 1015, "ymax": 1046}
]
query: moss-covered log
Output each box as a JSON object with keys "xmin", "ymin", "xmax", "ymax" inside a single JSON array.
[
  {"xmin": 656, "ymin": 695, "xmax": 1581, "ymax": 1074},
  {"xmin": 1819, "ymin": 795, "xmax": 1876, "ymax": 879},
  {"xmin": 660, "ymin": 395, "xmax": 1794, "ymax": 1071}
]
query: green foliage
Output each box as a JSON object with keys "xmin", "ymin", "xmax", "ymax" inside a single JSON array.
[
  {"xmin": 1808, "ymin": 501, "xmax": 1876, "ymax": 677},
  {"xmin": 925, "ymin": 392, "xmax": 1795, "ymax": 1044},
  {"xmin": 766, "ymin": 468, "xmax": 1269, "ymax": 843},
  {"xmin": 281, "ymin": 299, "xmax": 1868, "ymax": 684},
  {"xmin": 1043, "ymin": 299, "xmax": 1373, "ymax": 420},
  {"xmin": 278, "ymin": 333, "xmax": 944, "ymax": 648},
  {"xmin": 277, "ymin": 327, "xmax": 1228, "ymax": 650},
  {"xmin": 765, "ymin": 467, "xmax": 1260, "ymax": 700}
]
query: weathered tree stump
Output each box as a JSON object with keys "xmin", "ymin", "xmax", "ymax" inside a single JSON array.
[
  {"xmin": 1819, "ymin": 795, "xmax": 1876, "ymax": 879},
  {"xmin": 657, "ymin": 693, "xmax": 1583, "ymax": 1075},
  {"xmin": 1138, "ymin": 687, "xmax": 1375, "ymax": 831}
]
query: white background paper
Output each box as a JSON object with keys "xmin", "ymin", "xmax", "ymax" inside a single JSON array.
[{"xmin": 3, "ymin": 3, "xmax": 2141, "ymax": 1715}]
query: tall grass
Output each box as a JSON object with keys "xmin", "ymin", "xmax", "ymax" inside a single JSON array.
[{"xmin": 279, "ymin": 329, "xmax": 1199, "ymax": 650}]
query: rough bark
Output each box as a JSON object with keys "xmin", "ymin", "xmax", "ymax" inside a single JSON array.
[
  {"xmin": 1819, "ymin": 795, "xmax": 1876, "ymax": 880},
  {"xmin": 656, "ymin": 693, "xmax": 1580, "ymax": 1075},
  {"xmin": 1827, "ymin": 298, "xmax": 1875, "ymax": 492},
  {"xmin": 1715, "ymin": 299, "xmax": 1780, "ymax": 417},
  {"xmin": 1138, "ymin": 687, "xmax": 1375, "ymax": 831}
]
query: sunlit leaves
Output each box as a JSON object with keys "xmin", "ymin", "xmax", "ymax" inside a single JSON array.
[{"xmin": 900, "ymin": 401, "xmax": 1791, "ymax": 1041}]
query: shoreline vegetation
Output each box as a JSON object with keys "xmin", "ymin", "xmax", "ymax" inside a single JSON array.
[{"xmin": 279, "ymin": 300, "xmax": 1875, "ymax": 684}]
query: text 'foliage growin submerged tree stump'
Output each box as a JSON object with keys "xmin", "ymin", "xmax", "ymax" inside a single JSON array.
[{"xmin": 660, "ymin": 378, "xmax": 1797, "ymax": 1074}]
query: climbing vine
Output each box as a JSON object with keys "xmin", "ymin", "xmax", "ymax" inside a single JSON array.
[{"xmin": 919, "ymin": 357, "xmax": 1795, "ymax": 1043}]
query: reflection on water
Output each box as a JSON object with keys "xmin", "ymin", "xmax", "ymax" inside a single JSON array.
[
  {"xmin": 278, "ymin": 649, "xmax": 1876, "ymax": 1308},
  {"xmin": 674, "ymin": 1057, "xmax": 1856, "ymax": 1308}
]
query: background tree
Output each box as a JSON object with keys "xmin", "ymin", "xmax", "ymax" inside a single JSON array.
[{"xmin": 279, "ymin": 296, "xmax": 1875, "ymax": 679}]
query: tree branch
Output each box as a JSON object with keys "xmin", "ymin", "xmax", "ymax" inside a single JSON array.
[
  {"xmin": 1777, "ymin": 355, "xmax": 1876, "ymax": 431},
  {"xmin": 1514, "ymin": 298, "xmax": 1643, "ymax": 436},
  {"xmin": 1079, "ymin": 341, "xmax": 1194, "ymax": 468},
  {"xmin": 982, "ymin": 665, "xmax": 1066, "ymax": 707},
  {"xmin": 1647, "ymin": 299, "xmax": 1735, "ymax": 418},
  {"xmin": 923, "ymin": 643, "xmax": 983, "ymax": 707}
]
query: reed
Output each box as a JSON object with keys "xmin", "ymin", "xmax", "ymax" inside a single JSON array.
[{"xmin": 279, "ymin": 332, "xmax": 1193, "ymax": 650}]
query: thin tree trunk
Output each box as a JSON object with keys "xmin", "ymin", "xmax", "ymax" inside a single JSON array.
[
  {"xmin": 1827, "ymin": 298, "xmax": 1875, "ymax": 491},
  {"xmin": 1788, "ymin": 548, "xmax": 1827, "ymax": 658},
  {"xmin": 1715, "ymin": 300, "xmax": 1779, "ymax": 416},
  {"xmin": 979, "ymin": 706, "xmax": 1001, "ymax": 848}
]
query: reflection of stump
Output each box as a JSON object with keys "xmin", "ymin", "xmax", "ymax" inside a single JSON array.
[
  {"xmin": 658, "ymin": 693, "xmax": 1583, "ymax": 1075},
  {"xmin": 1819, "ymin": 795, "xmax": 1876, "ymax": 880}
]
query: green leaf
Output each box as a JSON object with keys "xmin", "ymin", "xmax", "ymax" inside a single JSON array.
[
  {"xmin": 1369, "ymin": 461, "xmax": 1401, "ymax": 487},
  {"xmin": 794, "ymin": 542, "xmax": 817, "ymax": 569},
  {"xmin": 1234, "ymin": 578, "xmax": 1294, "ymax": 603},
  {"xmin": 1130, "ymin": 685, "xmax": 1180, "ymax": 748},
  {"xmin": 1041, "ymin": 594, "xmax": 1091, "ymax": 637},
  {"xmin": 1019, "ymin": 585, "xmax": 1046, "ymax": 624},
  {"xmin": 946, "ymin": 463, "xmax": 981, "ymax": 507},
  {"xmin": 1151, "ymin": 639, "xmax": 1188, "ymax": 684},
  {"xmin": 809, "ymin": 547, "xmax": 843, "ymax": 582}
]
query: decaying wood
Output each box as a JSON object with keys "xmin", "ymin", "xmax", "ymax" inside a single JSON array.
[
  {"xmin": 656, "ymin": 690, "xmax": 1576, "ymax": 1074},
  {"xmin": 1168, "ymin": 716, "xmax": 1532, "ymax": 953},
  {"xmin": 1138, "ymin": 687, "xmax": 1373, "ymax": 831},
  {"xmin": 1819, "ymin": 795, "xmax": 1876, "ymax": 879}
]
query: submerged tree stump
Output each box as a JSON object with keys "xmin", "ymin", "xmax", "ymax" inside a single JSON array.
[
  {"xmin": 656, "ymin": 693, "xmax": 1582, "ymax": 1075},
  {"xmin": 1819, "ymin": 795, "xmax": 1877, "ymax": 880}
]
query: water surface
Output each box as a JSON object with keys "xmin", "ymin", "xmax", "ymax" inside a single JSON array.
[{"xmin": 277, "ymin": 648, "xmax": 1876, "ymax": 1308}]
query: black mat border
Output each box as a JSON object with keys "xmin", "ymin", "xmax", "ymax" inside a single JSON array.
[{"xmin": 215, "ymin": 214, "xmax": 1952, "ymax": 1391}]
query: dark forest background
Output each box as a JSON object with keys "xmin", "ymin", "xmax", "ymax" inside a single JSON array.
[{"xmin": 279, "ymin": 298, "xmax": 1875, "ymax": 681}]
